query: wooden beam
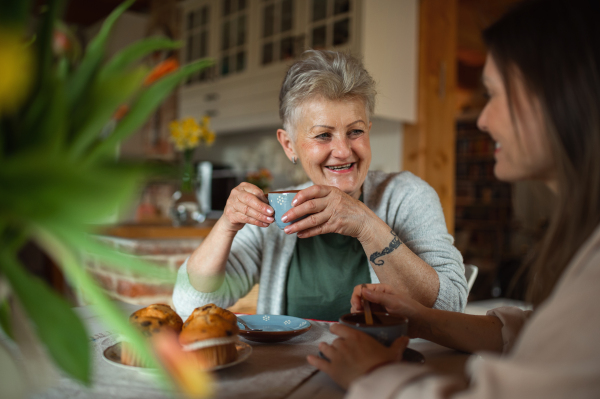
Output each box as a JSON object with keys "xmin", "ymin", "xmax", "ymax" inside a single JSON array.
[{"xmin": 403, "ymin": 0, "xmax": 457, "ymax": 234}]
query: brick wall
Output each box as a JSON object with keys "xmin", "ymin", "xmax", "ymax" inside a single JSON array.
[{"xmin": 83, "ymin": 236, "xmax": 203, "ymax": 307}]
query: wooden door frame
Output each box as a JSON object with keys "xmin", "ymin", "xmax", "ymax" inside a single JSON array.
[{"xmin": 403, "ymin": 0, "xmax": 458, "ymax": 234}]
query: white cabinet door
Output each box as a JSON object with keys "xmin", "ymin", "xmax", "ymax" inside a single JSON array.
[{"xmin": 178, "ymin": 0, "xmax": 417, "ymax": 132}]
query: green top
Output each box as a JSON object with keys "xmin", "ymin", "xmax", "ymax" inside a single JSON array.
[{"xmin": 285, "ymin": 205, "xmax": 371, "ymax": 321}]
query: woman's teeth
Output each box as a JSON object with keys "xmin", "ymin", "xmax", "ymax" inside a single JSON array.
[
  {"xmin": 495, "ymin": 142, "xmax": 501, "ymax": 149},
  {"xmin": 326, "ymin": 163, "xmax": 353, "ymax": 171}
]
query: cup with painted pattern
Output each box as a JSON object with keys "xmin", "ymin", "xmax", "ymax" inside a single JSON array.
[{"xmin": 267, "ymin": 190, "xmax": 303, "ymax": 229}]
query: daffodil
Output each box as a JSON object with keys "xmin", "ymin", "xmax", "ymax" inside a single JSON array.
[{"xmin": 169, "ymin": 116, "xmax": 215, "ymax": 150}]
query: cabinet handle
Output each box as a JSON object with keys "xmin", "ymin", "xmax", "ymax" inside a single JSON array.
[{"xmin": 205, "ymin": 93, "xmax": 219, "ymax": 101}]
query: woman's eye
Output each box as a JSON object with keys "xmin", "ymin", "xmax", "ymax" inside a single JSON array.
[
  {"xmin": 315, "ymin": 132, "xmax": 331, "ymax": 140},
  {"xmin": 349, "ymin": 129, "xmax": 364, "ymax": 136}
]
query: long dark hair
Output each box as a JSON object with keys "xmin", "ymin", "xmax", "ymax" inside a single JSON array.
[{"xmin": 483, "ymin": 0, "xmax": 600, "ymax": 306}]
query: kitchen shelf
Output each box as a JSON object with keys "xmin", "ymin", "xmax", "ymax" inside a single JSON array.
[{"xmin": 455, "ymin": 119, "xmax": 514, "ymax": 300}]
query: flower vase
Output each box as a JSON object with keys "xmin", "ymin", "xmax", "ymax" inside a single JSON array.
[{"xmin": 169, "ymin": 149, "xmax": 206, "ymax": 226}]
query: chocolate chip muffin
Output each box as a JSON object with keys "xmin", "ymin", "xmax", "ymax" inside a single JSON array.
[
  {"xmin": 130, "ymin": 304, "xmax": 184, "ymax": 332},
  {"xmin": 183, "ymin": 303, "xmax": 238, "ymax": 327},
  {"xmin": 121, "ymin": 304, "xmax": 183, "ymax": 367},
  {"xmin": 179, "ymin": 310, "xmax": 240, "ymax": 369}
]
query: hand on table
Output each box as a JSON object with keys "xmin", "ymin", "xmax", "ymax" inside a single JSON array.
[
  {"xmin": 350, "ymin": 283, "xmax": 427, "ymax": 338},
  {"xmin": 280, "ymin": 185, "xmax": 375, "ymax": 239},
  {"xmin": 307, "ymin": 323, "xmax": 408, "ymax": 390},
  {"xmin": 222, "ymin": 182, "xmax": 274, "ymax": 232}
]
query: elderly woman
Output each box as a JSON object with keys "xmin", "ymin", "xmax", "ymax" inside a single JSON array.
[{"xmin": 173, "ymin": 50, "xmax": 467, "ymax": 321}]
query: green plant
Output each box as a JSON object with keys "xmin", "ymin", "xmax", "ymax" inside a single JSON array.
[{"xmin": 0, "ymin": 0, "xmax": 212, "ymax": 396}]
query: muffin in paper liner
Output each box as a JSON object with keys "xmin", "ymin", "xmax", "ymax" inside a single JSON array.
[
  {"xmin": 179, "ymin": 311, "xmax": 240, "ymax": 370},
  {"xmin": 121, "ymin": 304, "xmax": 183, "ymax": 367},
  {"xmin": 119, "ymin": 337, "xmax": 153, "ymax": 368},
  {"xmin": 181, "ymin": 336, "xmax": 240, "ymax": 370}
]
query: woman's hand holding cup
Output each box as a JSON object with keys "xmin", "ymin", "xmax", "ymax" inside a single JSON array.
[
  {"xmin": 279, "ymin": 185, "xmax": 375, "ymax": 239},
  {"xmin": 222, "ymin": 182, "xmax": 275, "ymax": 233}
]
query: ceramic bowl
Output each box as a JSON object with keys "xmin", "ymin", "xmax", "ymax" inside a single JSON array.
[{"xmin": 338, "ymin": 312, "xmax": 408, "ymax": 346}]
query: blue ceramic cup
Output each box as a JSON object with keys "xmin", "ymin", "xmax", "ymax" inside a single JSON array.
[
  {"xmin": 268, "ymin": 190, "xmax": 302, "ymax": 229},
  {"xmin": 339, "ymin": 312, "xmax": 408, "ymax": 346}
]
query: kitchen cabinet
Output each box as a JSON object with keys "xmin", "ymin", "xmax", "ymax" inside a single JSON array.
[{"xmin": 178, "ymin": 0, "xmax": 418, "ymax": 133}]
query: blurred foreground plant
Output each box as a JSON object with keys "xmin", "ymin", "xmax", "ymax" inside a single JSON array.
[{"xmin": 0, "ymin": 0, "xmax": 213, "ymax": 397}]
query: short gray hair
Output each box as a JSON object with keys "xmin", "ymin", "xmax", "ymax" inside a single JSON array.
[{"xmin": 279, "ymin": 50, "xmax": 376, "ymax": 138}]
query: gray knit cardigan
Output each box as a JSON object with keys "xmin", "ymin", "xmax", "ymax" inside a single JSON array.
[{"xmin": 173, "ymin": 171, "xmax": 467, "ymax": 320}]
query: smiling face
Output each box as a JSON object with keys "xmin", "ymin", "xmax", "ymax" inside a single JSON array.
[
  {"xmin": 277, "ymin": 96, "xmax": 372, "ymax": 199},
  {"xmin": 477, "ymin": 55, "xmax": 555, "ymax": 186}
]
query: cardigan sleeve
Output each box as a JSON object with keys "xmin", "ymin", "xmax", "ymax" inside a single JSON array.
[{"xmin": 172, "ymin": 223, "xmax": 263, "ymax": 320}]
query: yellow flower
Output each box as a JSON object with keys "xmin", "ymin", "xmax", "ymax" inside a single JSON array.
[
  {"xmin": 181, "ymin": 117, "xmax": 200, "ymax": 136},
  {"xmin": 201, "ymin": 116, "xmax": 211, "ymax": 130},
  {"xmin": 169, "ymin": 116, "xmax": 216, "ymax": 151},
  {"xmin": 0, "ymin": 30, "xmax": 33, "ymax": 115},
  {"xmin": 205, "ymin": 131, "xmax": 215, "ymax": 145}
]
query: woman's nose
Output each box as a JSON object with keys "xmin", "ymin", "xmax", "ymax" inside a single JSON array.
[
  {"xmin": 477, "ymin": 106, "xmax": 488, "ymax": 132},
  {"xmin": 332, "ymin": 137, "xmax": 352, "ymax": 158}
]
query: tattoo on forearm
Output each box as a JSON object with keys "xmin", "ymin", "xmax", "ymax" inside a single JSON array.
[{"xmin": 369, "ymin": 229, "xmax": 403, "ymax": 266}]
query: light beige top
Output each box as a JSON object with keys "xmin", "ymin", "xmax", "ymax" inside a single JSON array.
[{"xmin": 348, "ymin": 223, "xmax": 600, "ymax": 399}]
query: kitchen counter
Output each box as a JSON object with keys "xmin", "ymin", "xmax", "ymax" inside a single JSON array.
[{"xmin": 95, "ymin": 218, "xmax": 217, "ymax": 239}]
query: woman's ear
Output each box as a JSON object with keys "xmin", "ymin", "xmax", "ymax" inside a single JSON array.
[{"xmin": 277, "ymin": 129, "xmax": 296, "ymax": 162}]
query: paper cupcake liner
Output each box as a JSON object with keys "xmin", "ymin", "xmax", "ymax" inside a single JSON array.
[{"xmin": 181, "ymin": 336, "xmax": 239, "ymax": 351}]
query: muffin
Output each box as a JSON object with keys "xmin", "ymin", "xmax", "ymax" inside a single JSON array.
[
  {"xmin": 179, "ymin": 311, "xmax": 240, "ymax": 369},
  {"xmin": 130, "ymin": 304, "xmax": 184, "ymax": 332},
  {"xmin": 121, "ymin": 304, "xmax": 183, "ymax": 367},
  {"xmin": 183, "ymin": 303, "xmax": 238, "ymax": 327}
]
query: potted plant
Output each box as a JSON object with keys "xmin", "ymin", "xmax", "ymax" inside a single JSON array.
[
  {"xmin": 168, "ymin": 116, "xmax": 216, "ymax": 226},
  {"xmin": 0, "ymin": 0, "xmax": 213, "ymax": 397}
]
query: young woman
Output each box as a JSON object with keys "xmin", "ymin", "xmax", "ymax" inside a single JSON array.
[{"xmin": 307, "ymin": 0, "xmax": 600, "ymax": 397}]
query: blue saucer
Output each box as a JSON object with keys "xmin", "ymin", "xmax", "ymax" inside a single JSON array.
[{"xmin": 237, "ymin": 315, "xmax": 312, "ymax": 342}]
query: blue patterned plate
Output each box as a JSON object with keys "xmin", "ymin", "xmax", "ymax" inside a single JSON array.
[{"xmin": 237, "ymin": 315, "xmax": 312, "ymax": 343}]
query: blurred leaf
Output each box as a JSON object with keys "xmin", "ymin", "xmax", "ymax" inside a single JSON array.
[
  {"xmin": 0, "ymin": 248, "xmax": 91, "ymax": 384},
  {"xmin": 0, "ymin": 299, "xmax": 13, "ymax": 340},
  {"xmin": 88, "ymin": 58, "xmax": 214, "ymax": 162},
  {"xmin": 69, "ymin": 67, "xmax": 146, "ymax": 159},
  {"xmin": 66, "ymin": 0, "xmax": 134, "ymax": 109},
  {"xmin": 33, "ymin": 0, "xmax": 65, "ymax": 97},
  {"xmin": 0, "ymin": 156, "xmax": 145, "ymax": 225},
  {"xmin": 34, "ymin": 76, "xmax": 67, "ymax": 157},
  {"xmin": 101, "ymin": 37, "xmax": 180, "ymax": 79},
  {"xmin": 50, "ymin": 224, "xmax": 176, "ymax": 282},
  {"xmin": 33, "ymin": 228, "xmax": 173, "ymax": 390},
  {"xmin": 0, "ymin": 0, "xmax": 33, "ymax": 27}
]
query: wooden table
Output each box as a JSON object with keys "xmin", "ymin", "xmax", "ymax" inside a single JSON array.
[
  {"xmin": 28, "ymin": 299, "xmax": 529, "ymax": 399},
  {"xmin": 287, "ymin": 298, "xmax": 530, "ymax": 399}
]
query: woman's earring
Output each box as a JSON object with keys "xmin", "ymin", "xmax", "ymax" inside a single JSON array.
[{"xmin": 292, "ymin": 156, "xmax": 297, "ymax": 165}]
